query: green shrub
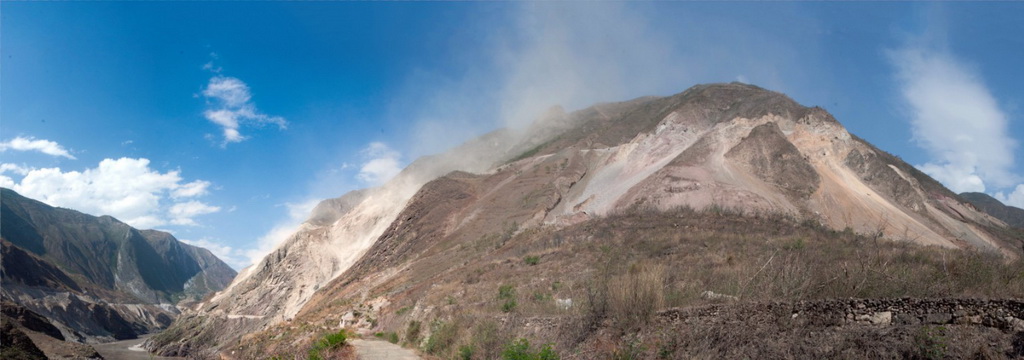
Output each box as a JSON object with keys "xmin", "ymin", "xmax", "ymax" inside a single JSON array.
[
  {"xmin": 502, "ymin": 299, "xmax": 518, "ymax": 313},
  {"xmin": 503, "ymin": 338, "xmax": 532, "ymax": 360},
  {"xmin": 406, "ymin": 320, "xmax": 422, "ymax": 344},
  {"xmin": 498, "ymin": 284, "xmax": 516, "ymax": 299},
  {"xmin": 424, "ymin": 321, "xmax": 458, "ymax": 355},
  {"xmin": 459, "ymin": 345, "xmax": 475, "ymax": 360},
  {"xmin": 524, "ymin": 255, "xmax": 540, "ymax": 265},
  {"xmin": 502, "ymin": 338, "xmax": 560, "ymax": 360},
  {"xmin": 308, "ymin": 330, "xmax": 347, "ymax": 360},
  {"xmin": 373, "ymin": 331, "xmax": 399, "ymax": 344},
  {"xmin": 498, "ymin": 284, "xmax": 518, "ymax": 312}
]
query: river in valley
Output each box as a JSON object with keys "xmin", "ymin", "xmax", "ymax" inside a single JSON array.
[{"xmin": 92, "ymin": 334, "xmax": 185, "ymax": 360}]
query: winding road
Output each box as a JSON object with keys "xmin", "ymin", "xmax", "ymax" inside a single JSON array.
[{"xmin": 349, "ymin": 338, "xmax": 421, "ymax": 360}]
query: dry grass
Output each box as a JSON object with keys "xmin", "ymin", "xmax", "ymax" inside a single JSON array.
[
  {"xmin": 608, "ymin": 264, "xmax": 665, "ymax": 332},
  {"xmin": 239, "ymin": 206, "xmax": 1024, "ymax": 359}
]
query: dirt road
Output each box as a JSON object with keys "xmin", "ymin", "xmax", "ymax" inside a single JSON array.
[{"xmin": 349, "ymin": 338, "xmax": 421, "ymax": 360}]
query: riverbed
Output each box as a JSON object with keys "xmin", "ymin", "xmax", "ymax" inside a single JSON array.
[{"xmin": 92, "ymin": 334, "xmax": 185, "ymax": 360}]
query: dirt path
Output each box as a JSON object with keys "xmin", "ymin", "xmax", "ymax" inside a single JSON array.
[
  {"xmin": 349, "ymin": 338, "xmax": 421, "ymax": 360},
  {"xmin": 92, "ymin": 334, "xmax": 185, "ymax": 360}
]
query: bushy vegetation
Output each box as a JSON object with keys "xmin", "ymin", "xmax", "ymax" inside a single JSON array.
[
  {"xmin": 242, "ymin": 206, "xmax": 1024, "ymax": 359},
  {"xmin": 307, "ymin": 329, "xmax": 346, "ymax": 360},
  {"xmin": 458, "ymin": 345, "xmax": 475, "ymax": 360},
  {"xmin": 554, "ymin": 207, "xmax": 1024, "ymax": 355},
  {"xmin": 406, "ymin": 320, "xmax": 421, "ymax": 344},
  {"xmin": 502, "ymin": 338, "xmax": 560, "ymax": 360},
  {"xmin": 498, "ymin": 284, "xmax": 518, "ymax": 313},
  {"xmin": 374, "ymin": 331, "xmax": 399, "ymax": 344},
  {"xmin": 424, "ymin": 320, "xmax": 459, "ymax": 355}
]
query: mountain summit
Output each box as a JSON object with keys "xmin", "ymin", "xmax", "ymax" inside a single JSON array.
[
  {"xmin": 152, "ymin": 83, "xmax": 1022, "ymax": 358},
  {"xmin": 961, "ymin": 192, "xmax": 1024, "ymax": 229},
  {"xmin": 0, "ymin": 187, "xmax": 236, "ymax": 350}
]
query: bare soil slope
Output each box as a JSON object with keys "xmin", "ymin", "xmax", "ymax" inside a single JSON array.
[{"xmin": 151, "ymin": 83, "xmax": 1024, "ymax": 358}]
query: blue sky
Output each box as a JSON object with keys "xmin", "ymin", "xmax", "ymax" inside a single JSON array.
[{"xmin": 2, "ymin": 2, "xmax": 1022, "ymax": 269}]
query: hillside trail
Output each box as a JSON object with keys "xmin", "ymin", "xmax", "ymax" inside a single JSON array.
[{"xmin": 349, "ymin": 338, "xmax": 421, "ymax": 360}]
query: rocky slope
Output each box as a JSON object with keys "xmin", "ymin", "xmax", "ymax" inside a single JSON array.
[
  {"xmin": 0, "ymin": 188, "xmax": 236, "ymax": 345},
  {"xmin": 150, "ymin": 83, "xmax": 1022, "ymax": 358},
  {"xmin": 961, "ymin": 192, "xmax": 1024, "ymax": 229}
]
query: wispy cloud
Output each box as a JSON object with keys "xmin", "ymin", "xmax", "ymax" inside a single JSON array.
[
  {"xmin": 0, "ymin": 163, "xmax": 33, "ymax": 176},
  {"xmin": 180, "ymin": 237, "xmax": 248, "ymax": 271},
  {"xmin": 169, "ymin": 200, "xmax": 221, "ymax": 226},
  {"xmin": 0, "ymin": 136, "xmax": 76, "ymax": 159},
  {"xmin": 395, "ymin": 3, "xmax": 812, "ymax": 158},
  {"xmin": 995, "ymin": 186, "xmax": 1024, "ymax": 209},
  {"xmin": 356, "ymin": 142, "xmax": 402, "ymax": 186},
  {"xmin": 4, "ymin": 157, "xmax": 219, "ymax": 229},
  {"xmin": 889, "ymin": 31, "xmax": 1018, "ymax": 194},
  {"xmin": 200, "ymin": 61, "xmax": 286, "ymax": 146}
]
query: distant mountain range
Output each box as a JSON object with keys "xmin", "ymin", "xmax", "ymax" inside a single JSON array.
[
  {"xmin": 149, "ymin": 83, "xmax": 1024, "ymax": 358},
  {"xmin": 0, "ymin": 187, "xmax": 235, "ymax": 356},
  {"xmin": 960, "ymin": 192, "xmax": 1024, "ymax": 229}
]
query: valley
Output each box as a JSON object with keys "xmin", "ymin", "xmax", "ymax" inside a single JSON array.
[
  {"xmin": 3, "ymin": 83, "xmax": 1023, "ymax": 359},
  {"xmin": 5, "ymin": 3, "xmax": 1024, "ymax": 359}
]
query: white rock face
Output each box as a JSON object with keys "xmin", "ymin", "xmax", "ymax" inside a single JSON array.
[{"xmin": 195, "ymin": 127, "xmax": 543, "ymax": 325}]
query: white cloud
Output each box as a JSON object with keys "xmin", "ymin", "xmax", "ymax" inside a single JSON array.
[
  {"xmin": 202, "ymin": 61, "xmax": 222, "ymax": 74},
  {"xmin": 0, "ymin": 163, "xmax": 33, "ymax": 176},
  {"xmin": 201, "ymin": 76, "xmax": 287, "ymax": 146},
  {"xmin": 203, "ymin": 76, "xmax": 251, "ymax": 108},
  {"xmin": 172, "ymin": 180, "xmax": 212, "ymax": 198},
  {"xmin": 169, "ymin": 200, "xmax": 221, "ymax": 226},
  {"xmin": 0, "ymin": 136, "xmax": 76, "ymax": 159},
  {"xmin": 395, "ymin": 3, "xmax": 814, "ymax": 158},
  {"xmin": 0, "ymin": 163, "xmax": 33, "ymax": 188},
  {"xmin": 489, "ymin": 3, "xmax": 809, "ymax": 130},
  {"xmin": 356, "ymin": 142, "xmax": 402, "ymax": 186},
  {"xmin": 890, "ymin": 46, "xmax": 1018, "ymax": 194},
  {"xmin": 995, "ymin": 185, "xmax": 1024, "ymax": 209},
  {"xmin": 180, "ymin": 237, "xmax": 248, "ymax": 271},
  {"xmin": 4, "ymin": 157, "xmax": 219, "ymax": 229}
]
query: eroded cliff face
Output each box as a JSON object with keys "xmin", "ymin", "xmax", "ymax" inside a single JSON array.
[{"xmin": 154, "ymin": 83, "xmax": 1018, "ymax": 357}]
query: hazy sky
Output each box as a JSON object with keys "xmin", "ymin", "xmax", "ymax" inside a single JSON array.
[{"xmin": 3, "ymin": 2, "xmax": 1022, "ymax": 269}]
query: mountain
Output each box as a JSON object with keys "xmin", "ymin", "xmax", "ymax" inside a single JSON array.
[
  {"xmin": 150, "ymin": 83, "xmax": 1024, "ymax": 358},
  {"xmin": 960, "ymin": 192, "xmax": 1024, "ymax": 229},
  {"xmin": 0, "ymin": 187, "xmax": 236, "ymax": 348}
]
